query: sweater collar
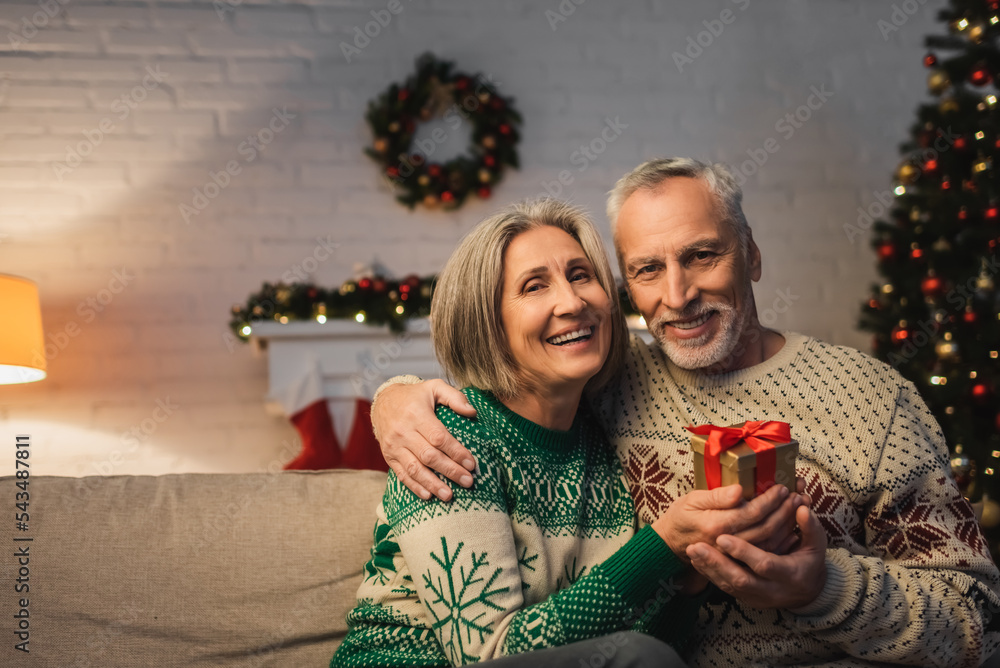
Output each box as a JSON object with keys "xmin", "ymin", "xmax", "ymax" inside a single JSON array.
[{"xmin": 467, "ymin": 387, "xmax": 582, "ymax": 451}]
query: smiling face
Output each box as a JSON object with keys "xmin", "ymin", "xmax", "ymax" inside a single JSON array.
[
  {"xmin": 500, "ymin": 225, "xmax": 612, "ymax": 398},
  {"xmin": 616, "ymin": 177, "xmax": 761, "ymax": 372}
]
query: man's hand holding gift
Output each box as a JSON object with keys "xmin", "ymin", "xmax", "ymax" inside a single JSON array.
[{"xmin": 680, "ymin": 420, "xmax": 826, "ymax": 609}]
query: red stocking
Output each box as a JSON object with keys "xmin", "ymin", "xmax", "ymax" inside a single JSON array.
[
  {"xmin": 274, "ymin": 364, "xmax": 342, "ymax": 471},
  {"xmin": 342, "ymin": 398, "xmax": 389, "ymax": 472}
]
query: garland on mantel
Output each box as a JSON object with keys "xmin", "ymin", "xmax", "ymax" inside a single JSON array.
[
  {"xmin": 229, "ymin": 279, "xmax": 641, "ymax": 342},
  {"xmin": 229, "ymin": 275, "xmax": 436, "ymax": 340}
]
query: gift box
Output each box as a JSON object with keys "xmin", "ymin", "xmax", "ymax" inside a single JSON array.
[{"xmin": 688, "ymin": 421, "xmax": 798, "ymax": 501}]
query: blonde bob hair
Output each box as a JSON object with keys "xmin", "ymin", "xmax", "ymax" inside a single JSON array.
[{"xmin": 431, "ymin": 198, "xmax": 629, "ymax": 399}]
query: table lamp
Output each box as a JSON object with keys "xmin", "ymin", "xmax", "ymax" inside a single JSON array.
[{"xmin": 0, "ymin": 274, "xmax": 46, "ymax": 384}]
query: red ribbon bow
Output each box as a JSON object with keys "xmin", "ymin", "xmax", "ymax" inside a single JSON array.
[{"xmin": 686, "ymin": 421, "xmax": 791, "ymax": 496}]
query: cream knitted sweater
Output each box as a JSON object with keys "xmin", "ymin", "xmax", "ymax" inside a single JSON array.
[{"xmin": 592, "ymin": 331, "xmax": 1000, "ymax": 667}]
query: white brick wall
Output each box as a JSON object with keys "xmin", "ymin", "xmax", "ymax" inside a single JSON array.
[{"xmin": 0, "ymin": 0, "xmax": 941, "ymax": 475}]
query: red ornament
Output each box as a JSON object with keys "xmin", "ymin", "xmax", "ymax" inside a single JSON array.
[
  {"xmin": 386, "ymin": 166, "xmax": 400, "ymax": 179},
  {"xmin": 307, "ymin": 287, "xmax": 318, "ymax": 299},
  {"xmin": 970, "ymin": 63, "xmax": 993, "ymax": 87},
  {"xmin": 498, "ymin": 123, "xmax": 512, "ymax": 136},
  {"xmin": 440, "ymin": 190, "xmax": 455, "ymax": 203},
  {"xmin": 924, "ymin": 53, "xmax": 938, "ymax": 67},
  {"xmin": 410, "ymin": 153, "xmax": 425, "ymax": 166},
  {"xmin": 924, "ymin": 158, "xmax": 939, "ymax": 173},
  {"xmin": 942, "ymin": 178, "xmax": 952, "ymax": 190},
  {"xmin": 992, "ymin": 0, "xmax": 1000, "ymax": 10},
  {"xmin": 972, "ymin": 383, "xmax": 992, "ymax": 401},
  {"xmin": 987, "ymin": 206, "xmax": 999, "ymax": 220},
  {"xmin": 963, "ymin": 310, "xmax": 978, "ymax": 324},
  {"xmin": 868, "ymin": 298, "xmax": 881, "ymax": 310},
  {"xmin": 427, "ymin": 164, "xmax": 443, "ymax": 178},
  {"xmin": 372, "ymin": 278, "xmax": 387, "ymax": 294},
  {"xmin": 955, "ymin": 136, "xmax": 968, "ymax": 150},
  {"xmin": 404, "ymin": 274, "xmax": 421, "ymax": 289},
  {"xmin": 358, "ymin": 277, "xmax": 373, "ymax": 291},
  {"xmin": 964, "ymin": 179, "xmax": 978, "ymax": 193},
  {"xmin": 398, "ymin": 88, "xmax": 410, "ymax": 102},
  {"xmin": 958, "ymin": 207, "xmax": 970, "ymax": 221},
  {"xmin": 877, "ymin": 242, "xmax": 897, "ymax": 261},
  {"xmin": 891, "ymin": 325, "xmax": 911, "ymax": 343},
  {"xmin": 490, "ymin": 97, "xmax": 504, "ymax": 111},
  {"xmin": 483, "ymin": 154, "xmax": 497, "ymax": 168},
  {"xmin": 921, "ymin": 275, "xmax": 945, "ymax": 297},
  {"xmin": 911, "ymin": 247, "xmax": 924, "ymax": 260},
  {"xmin": 477, "ymin": 186, "xmax": 492, "ymax": 199},
  {"xmin": 400, "ymin": 291, "xmax": 409, "ymax": 301},
  {"xmin": 454, "ymin": 76, "xmax": 471, "ymax": 91}
]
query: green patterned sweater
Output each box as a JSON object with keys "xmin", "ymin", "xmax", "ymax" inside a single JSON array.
[{"xmin": 331, "ymin": 387, "xmax": 700, "ymax": 667}]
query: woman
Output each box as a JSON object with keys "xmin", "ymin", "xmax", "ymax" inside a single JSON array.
[{"xmin": 331, "ymin": 199, "xmax": 701, "ymax": 668}]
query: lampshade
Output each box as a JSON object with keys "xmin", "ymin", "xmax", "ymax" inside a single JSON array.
[{"xmin": 0, "ymin": 274, "xmax": 46, "ymax": 384}]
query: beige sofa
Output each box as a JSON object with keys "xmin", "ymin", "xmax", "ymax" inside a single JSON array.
[{"xmin": 0, "ymin": 469, "xmax": 387, "ymax": 668}]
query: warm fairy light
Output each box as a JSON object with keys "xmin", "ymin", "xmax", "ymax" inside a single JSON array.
[
  {"xmin": 355, "ymin": 312, "xmax": 366, "ymax": 323},
  {"xmin": 991, "ymin": 15, "xmax": 999, "ymax": 24},
  {"xmin": 946, "ymin": 406, "xmax": 956, "ymax": 415},
  {"xmin": 970, "ymin": 371, "xmax": 978, "ymax": 379},
  {"xmin": 992, "ymin": 350, "xmax": 999, "ymax": 358},
  {"xmin": 992, "ymin": 450, "xmax": 1000, "ymax": 459},
  {"xmin": 894, "ymin": 185, "xmax": 906, "ymax": 196},
  {"xmin": 988, "ymin": 95, "xmax": 998, "ymax": 107},
  {"xmin": 395, "ymin": 304, "xmax": 405, "ymax": 315},
  {"xmin": 977, "ymin": 131, "xmax": 986, "ymax": 140},
  {"xmin": 882, "ymin": 283, "xmax": 895, "ymax": 294},
  {"xmin": 316, "ymin": 314, "xmax": 327, "ymax": 323},
  {"xmin": 279, "ymin": 315, "xmax": 289, "ymax": 324},
  {"xmin": 944, "ymin": 331, "xmax": 953, "ymax": 340},
  {"xmin": 987, "ymin": 468, "xmax": 995, "ymax": 476},
  {"xmin": 241, "ymin": 325, "xmax": 252, "ymax": 336},
  {"xmin": 930, "ymin": 375, "xmax": 947, "ymax": 385},
  {"xmin": 958, "ymin": 18, "xmax": 969, "ymax": 29}
]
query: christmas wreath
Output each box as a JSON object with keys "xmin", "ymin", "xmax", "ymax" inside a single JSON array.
[
  {"xmin": 229, "ymin": 275, "xmax": 436, "ymax": 340},
  {"xmin": 364, "ymin": 52, "xmax": 522, "ymax": 209}
]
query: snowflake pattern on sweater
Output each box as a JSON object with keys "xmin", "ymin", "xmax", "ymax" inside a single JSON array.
[{"xmin": 592, "ymin": 331, "xmax": 1000, "ymax": 668}]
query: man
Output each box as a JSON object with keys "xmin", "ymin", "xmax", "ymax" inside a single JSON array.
[{"xmin": 373, "ymin": 158, "xmax": 1000, "ymax": 666}]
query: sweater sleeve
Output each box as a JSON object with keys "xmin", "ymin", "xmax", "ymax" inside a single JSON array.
[
  {"xmin": 385, "ymin": 417, "xmax": 691, "ymax": 665},
  {"xmin": 786, "ymin": 381, "xmax": 1000, "ymax": 667}
]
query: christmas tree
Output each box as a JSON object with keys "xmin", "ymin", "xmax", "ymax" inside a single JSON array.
[{"xmin": 859, "ymin": 0, "xmax": 1000, "ymax": 545}]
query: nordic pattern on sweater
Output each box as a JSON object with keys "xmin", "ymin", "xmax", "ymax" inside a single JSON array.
[
  {"xmin": 592, "ymin": 330, "xmax": 1000, "ymax": 668},
  {"xmin": 331, "ymin": 387, "xmax": 696, "ymax": 668}
]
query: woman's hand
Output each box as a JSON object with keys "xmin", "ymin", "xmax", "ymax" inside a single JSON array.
[{"xmin": 373, "ymin": 379, "xmax": 478, "ymax": 501}]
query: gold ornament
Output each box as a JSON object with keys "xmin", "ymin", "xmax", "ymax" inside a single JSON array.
[
  {"xmin": 417, "ymin": 174, "xmax": 431, "ymax": 186},
  {"xmin": 478, "ymin": 168, "xmax": 492, "ymax": 183},
  {"xmin": 940, "ymin": 97, "xmax": 960, "ymax": 113},
  {"xmin": 974, "ymin": 158, "xmax": 991, "ymax": 173},
  {"xmin": 936, "ymin": 339, "xmax": 960, "ymax": 360},
  {"xmin": 477, "ymin": 91, "xmax": 491, "ymax": 104},
  {"xmin": 481, "ymin": 135, "xmax": 497, "ymax": 150},
  {"xmin": 387, "ymin": 121, "xmax": 401, "ymax": 133},
  {"xmin": 423, "ymin": 194, "xmax": 439, "ymax": 208},
  {"xmin": 897, "ymin": 162, "xmax": 919, "ymax": 184},
  {"xmin": 928, "ymin": 69, "xmax": 951, "ymax": 95},
  {"xmin": 969, "ymin": 22, "xmax": 986, "ymax": 43},
  {"xmin": 276, "ymin": 288, "xmax": 291, "ymax": 303},
  {"xmin": 373, "ymin": 137, "xmax": 388, "ymax": 153},
  {"xmin": 339, "ymin": 280, "xmax": 357, "ymax": 295}
]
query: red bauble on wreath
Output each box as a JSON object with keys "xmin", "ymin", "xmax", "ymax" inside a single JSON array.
[{"xmin": 364, "ymin": 53, "xmax": 522, "ymax": 210}]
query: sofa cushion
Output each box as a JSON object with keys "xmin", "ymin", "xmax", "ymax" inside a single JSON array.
[{"xmin": 0, "ymin": 469, "xmax": 387, "ymax": 668}]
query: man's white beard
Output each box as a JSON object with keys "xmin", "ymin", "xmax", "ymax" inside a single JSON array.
[{"xmin": 649, "ymin": 284, "xmax": 753, "ymax": 371}]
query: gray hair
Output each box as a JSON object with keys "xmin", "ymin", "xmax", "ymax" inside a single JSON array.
[
  {"xmin": 430, "ymin": 198, "xmax": 629, "ymax": 399},
  {"xmin": 606, "ymin": 158, "xmax": 751, "ymax": 276}
]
